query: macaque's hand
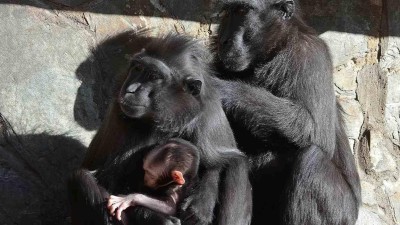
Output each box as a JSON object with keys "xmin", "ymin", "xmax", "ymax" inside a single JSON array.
[{"xmin": 107, "ymin": 194, "xmax": 140, "ymax": 221}]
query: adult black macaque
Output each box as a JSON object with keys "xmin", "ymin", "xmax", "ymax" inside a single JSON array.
[
  {"xmin": 69, "ymin": 34, "xmax": 252, "ymax": 225},
  {"xmin": 214, "ymin": 0, "xmax": 361, "ymax": 224}
]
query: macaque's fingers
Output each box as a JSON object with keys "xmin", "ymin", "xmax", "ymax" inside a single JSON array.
[
  {"xmin": 107, "ymin": 195, "xmax": 125, "ymax": 212},
  {"xmin": 109, "ymin": 202, "xmax": 121, "ymax": 214},
  {"xmin": 107, "ymin": 196, "xmax": 116, "ymax": 208},
  {"xmin": 116, "ymin": 203, "xmax": 129, "ymax": 221}
]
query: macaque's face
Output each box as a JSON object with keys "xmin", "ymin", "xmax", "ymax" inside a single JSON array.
[{"xmin": 143, "ymin": 162, "xmax": 163, "ymax": 189}]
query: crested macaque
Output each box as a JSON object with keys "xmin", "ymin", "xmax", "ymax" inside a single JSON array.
[
  {"xmin": 107, "ymin": 138, "xmax": 199, "ymax": 222},
  {"xmin": 213, "ymin": 0, "xmax": 361, "ymax": 224},
  {"xmin": 70, "ymin": 34, "xmax": 252, "ymax": 225}
]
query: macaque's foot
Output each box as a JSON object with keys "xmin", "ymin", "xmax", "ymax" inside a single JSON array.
[{"xmin": 107, "ymin": 194, "xmax": 138, "ymax": 221}]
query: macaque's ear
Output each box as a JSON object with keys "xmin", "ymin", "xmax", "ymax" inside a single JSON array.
[
  {"xmin": 276, "ymin": 0, "xmax": 295, "ymax": 20},
  {"xmin": 171, "ymin": 170, "xmax": 185, "ymax": 185}
]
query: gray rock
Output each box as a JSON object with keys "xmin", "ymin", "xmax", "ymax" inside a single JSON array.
[
  {"xmin": 382, "ymin": 180, "xmax": 400, "ymax": 224},
  {"xmin": 361, "ymin": 181, "xmax": 378, "ymax": 206},
  {"xmin": 0, "ymin": 4, "xmax": 96, "ymax": 146},
  {"xmin": 385, "ymin": 105, "xmax": 400, "ymax": 145},
  {"xmin": 321, "ymin": 31, "xmax": 368, "ymax": 67},
  {"xmin": 334, "ymin": 63, "xmax": 358, "ymax": 98},
  {"xmin": 356, "ymin": 207, "xmax": 386, "ymax": 225},
  {"xmin": 369, "ymin": 130, "xmax": 397, "ymax": 173},
  {"xmin": 386, "ymin": 73, "xmax": 400, "ymax": 105},
  {"xmin": 339, "ymin": 98, "xmax": 364, "ymax": 139}
]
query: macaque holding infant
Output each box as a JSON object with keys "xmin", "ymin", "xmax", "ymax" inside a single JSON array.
[{"xmin": 107, "ymin": 138, "xmax": 200, "ymax": 222}]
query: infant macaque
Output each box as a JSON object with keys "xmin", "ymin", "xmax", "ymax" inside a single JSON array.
[{"xmin": 107, "ymin": 138, "xmax": 199, "ymax": 221}]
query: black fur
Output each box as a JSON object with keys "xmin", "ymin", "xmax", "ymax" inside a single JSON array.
[
  {"xmin": 68, "ymin": 34, "xmax": 252, "ymax": 225},
  {"xmin": 214, "ymin": 1, "xmax": 361, "ymax": 224}
]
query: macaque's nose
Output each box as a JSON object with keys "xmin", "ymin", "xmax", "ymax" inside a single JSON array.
[
  {"xmin": 126, "ymin": 83, "xmax": 141, "ymax": 93},
  {"xmin": 223, "ymin": 38, "xmax": 232, "ymax": 47}
]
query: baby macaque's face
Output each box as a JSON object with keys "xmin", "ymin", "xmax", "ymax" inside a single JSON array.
[
  {"xmin": 143, "ymin": 161, "xmax": 163, "ymax": 189},
  {"xmin": 143, "ymin": 144, "xmax": 189, "ymax": 190}
]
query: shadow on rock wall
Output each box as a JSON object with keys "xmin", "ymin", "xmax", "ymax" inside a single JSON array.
[
  {"xmin": 1, "ymin": 0, "xmax": 399, "ymax": 37},
  {"xmin": 0, "ymin": 30, "xmax": 171, "ymax": 225},
  {"xmin": 0, "ymin": 115, "xmax": 86, "ymax": 225},
  {"xmin": 73, "ymin": 30, "xmax": 154, "ymax": 129}
]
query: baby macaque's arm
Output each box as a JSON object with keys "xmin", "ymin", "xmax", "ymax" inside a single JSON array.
[{"xmin": 107, "ymin": 194, "xmax": 176, "ymax": 221}]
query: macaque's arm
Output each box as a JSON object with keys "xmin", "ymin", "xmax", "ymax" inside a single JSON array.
[{"xmin": 107, "ymin": 194, "xmax": 176, "ymax": 221}]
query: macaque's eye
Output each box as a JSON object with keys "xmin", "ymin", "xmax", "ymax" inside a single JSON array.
[
  {"xmin": 147, "ymin": 72, "xmax": 163, "ymax": 81},
  {"xmin": 219, "ymin": 9, "xmax": 229, "ymax": 18},
  {"xmin": 132, "ymin": 64, "xmax": 144, "ymax": 73},
  {"xmin": 235, "ymin": 7, "xmax": 249, "ymax": 15}
]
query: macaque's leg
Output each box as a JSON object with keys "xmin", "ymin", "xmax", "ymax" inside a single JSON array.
[
  {"xmin": 124, "ymin": 206, "xmax": 181, "ymax": 225},
  {"xmin": 68, "ymin": 169, "xmax": 111, "ymax": 225}
]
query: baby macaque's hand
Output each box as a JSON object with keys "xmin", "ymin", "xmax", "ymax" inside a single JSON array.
[{"xmin": 107, "ymin": 194, "xmax": 140, "ymax": 221}]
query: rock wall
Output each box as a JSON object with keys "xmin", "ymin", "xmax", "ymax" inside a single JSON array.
[{"xmin": 0, "ymin": 0, "xmax": 399, "ymax": 224}]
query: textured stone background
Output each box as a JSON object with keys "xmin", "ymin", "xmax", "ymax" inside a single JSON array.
[{"xmin": 0, "ymin": 0, "xmax": 399, "ymax": 224}]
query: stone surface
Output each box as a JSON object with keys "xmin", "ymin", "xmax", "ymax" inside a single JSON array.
[
  {"xmin": 393, "ymin": 193, "xmax": 400, "ymax": 223},
  {"xmin": 382, "ymin": 44, "xmax": 400, "ymax": 146},
  {"xmin": 369, "ymin": 130, "xmax": 397, "ymax": 173},
  {"xmin": 361, "ymin": 181, "xmax": 378, "ymax": 206},
  {"xmin": 333, "ymin": 62, "xmax": 358, "ymax": 98},
  {"xmin": 320, "ymin": 31, "xmax": 369, "ymax": 67},
  {"xmin": 0, "ymin": 4, "xmax": 96, "ymax": 146},
  {"xmin": 383, "ymin": 179, "xmax": 400, "ymax": 223},
  {"xmin": 385, "ymin": 104, "xmax": 400, "ymax": 145},
  {"xmin": 385, "ymin": 73, "xmax": 400, "ymax": 104},
  {"xmin": 356, "ymin": 207, "xmax": 386, "ymax": 225},
  {"xmin": 339, "ymin": 98, "xmax": 364, "ymax": 139}
]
